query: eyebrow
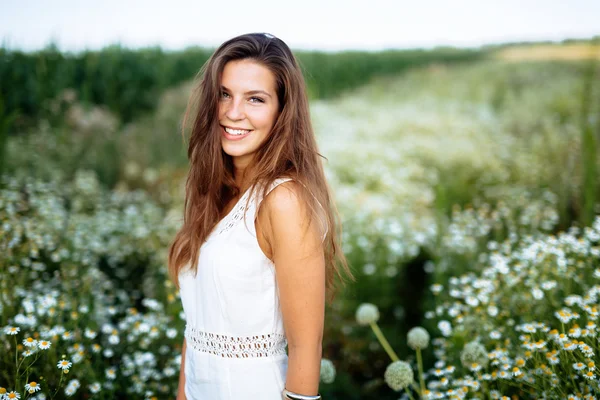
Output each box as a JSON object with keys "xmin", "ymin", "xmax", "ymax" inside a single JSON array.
[{"xmin": 220, "ymin": 86, "xmax": 272, "ymax": 98}]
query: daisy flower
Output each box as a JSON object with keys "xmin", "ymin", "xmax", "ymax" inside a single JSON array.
[
  {"xmin": 22, "ymin": 337, "xmax": 37, "ymax": 347},
  {"xmin": 24, "ymin": 381, "xmax": 41, "ymax": 393},
  {"xmin": 4, "ymin": 326, "xmax": 20, "ymax": 335},
  {"xmin": 573, "ymin": 362, "xmax": 586, "ymax": 371},
  {"xmin": 22, "ymin": 350, "xmax": 35, "ymax": 357},
  {"xmin": 89, "ymin": 382, "xmax": 101, "ymax": 393},
  {"xmin": 38, "ymin": 340, "xmax": 51, "ymax": 350},
  {"xmin": 57, "ymin": 359, "xmax": 72, "ymax": 370},
  {"xmin": 5, "ymin": 391, "xmax": 21, "ymax": 399},
  {"xmin": 106, "ymin": 368, "xmax": 117, "ymax": 380},
  {"xmin": 583, "ymin": 371, "xmax": 596, "ymax": 380}
]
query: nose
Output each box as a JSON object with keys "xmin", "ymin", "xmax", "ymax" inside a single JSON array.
[{"xmin": 224, "ymin": 97, "xmax": 245, "ymax": 121}]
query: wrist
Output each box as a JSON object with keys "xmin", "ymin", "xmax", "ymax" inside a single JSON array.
[{"xmin": 282, "ymin": 388, "xmax": 322, "ymax": 400}]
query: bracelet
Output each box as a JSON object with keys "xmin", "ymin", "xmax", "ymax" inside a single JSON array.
[{"xmin": 282, "ymin": 388, "xmax": 322, "ymax": 400}]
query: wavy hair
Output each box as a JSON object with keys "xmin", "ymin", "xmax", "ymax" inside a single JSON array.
[{"xmin": 167, "ymin": 32, "xmax": 354, "ymax": 304}]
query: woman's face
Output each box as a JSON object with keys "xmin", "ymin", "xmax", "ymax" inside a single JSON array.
[{"xmin": 218, "ymin": 59, "xmax": 280, "ymax": 169}]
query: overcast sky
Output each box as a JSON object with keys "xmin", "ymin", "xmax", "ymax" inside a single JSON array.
[{"xmin": 1, "ymin": 0, "xmax": 598, "ymax": 52}]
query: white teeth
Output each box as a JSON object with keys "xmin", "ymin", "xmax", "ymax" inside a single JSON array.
[{"xmin": 224, "ymin": 127, "xmax": 251, "ymax": 136}]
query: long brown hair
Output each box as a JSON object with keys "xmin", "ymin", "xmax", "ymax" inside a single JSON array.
[{"xmin": 167, "ymin": 33, "xmax": 354, "ymax": 304}]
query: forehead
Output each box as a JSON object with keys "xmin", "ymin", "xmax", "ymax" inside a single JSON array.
[{"xmin": 220, "ymin": 59, "xmax": 277, "ymax": 92}]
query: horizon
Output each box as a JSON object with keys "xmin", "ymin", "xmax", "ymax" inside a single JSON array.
[{"xmin": 1, "ymin": 0, "xmax": 598, "ymax": 53}]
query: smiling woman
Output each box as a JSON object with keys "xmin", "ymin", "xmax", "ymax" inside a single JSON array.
[
  {"xmin": 218, "ymin": 59, "xmax": 280, "ymax": 167},
  {"xmin": 167, "ymin": 33, "xmax": 355, "ymax": 400}
]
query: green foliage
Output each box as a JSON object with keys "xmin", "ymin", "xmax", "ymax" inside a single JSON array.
[
  {"xmin": 579, "ymin": 50, "xmax": 600, "ymax": 227},
  {"xmin": 0, "ymin": 44, "xmax": 483, "ymax": 127},
  {"xmin": 3, "ymin": 55, "xmax": 600, "ymax": 398}
]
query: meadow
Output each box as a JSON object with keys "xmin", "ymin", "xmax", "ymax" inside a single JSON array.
[{"xmin": 1, "ymin": 42, "xmax": 600, "ymax": 399}]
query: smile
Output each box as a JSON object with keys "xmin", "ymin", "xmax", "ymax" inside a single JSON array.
[
  {"xmin": 223, "ymin": 126, "xmax": 252, "ymax": 135},
  {"xmin": 221, "ymin": 125, "xmax": 253, "ymax": 140}
]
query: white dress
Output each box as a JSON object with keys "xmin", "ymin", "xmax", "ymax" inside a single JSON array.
[{"xmin": 178, "ymin": 177, "xmax": 292, "ymax": 400}]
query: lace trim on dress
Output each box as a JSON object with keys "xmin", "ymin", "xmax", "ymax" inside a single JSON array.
[
  {"xmin": 216, "ymin": 188, "xmax": 253, "ymax": 236},
  {"xmin": 185, "ymin": 324, "xmax": 287, "ymax": 358}
]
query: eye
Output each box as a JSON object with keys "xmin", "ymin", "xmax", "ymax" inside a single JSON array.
[
  {"xmin": 220, "ymin": 91, "xmax": 230, "ymax": 99},
  {"xmin": 250, "ymin": 96, "xmax": 264, "ymax": 103}
]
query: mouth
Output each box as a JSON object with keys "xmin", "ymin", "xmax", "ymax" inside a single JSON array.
[{"xmin": 221, "ymin": 125, "xmax": 253, "ymax": 140}]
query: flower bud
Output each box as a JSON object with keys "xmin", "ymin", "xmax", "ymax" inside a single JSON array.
[
  {"xmin": 356, "ymin": 303, "xmax": 380, "ymax": 325},
  {"xmin": 407, "ymin": 326, "xmax": 430, "ymax": 350},
  {"xmin": 384, "ymin": 360, "xmax": 414, "ymax": 391},
  {"xmin": 460, "ymin": 341, "xmax": 489, "ymax": 369},
  {"xmin": 320, "ymin": 358, "xmax": 336, "ymax": 384}
]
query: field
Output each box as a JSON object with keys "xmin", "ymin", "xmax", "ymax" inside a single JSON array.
[{"xmin": 1, "ymin": 42, "xmax": 600, "ymax": 399}]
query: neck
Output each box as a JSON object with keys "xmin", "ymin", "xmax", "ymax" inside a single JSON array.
[{"xmin": 232, "ymin": 158, "xmax": 252, "ymax": 192}]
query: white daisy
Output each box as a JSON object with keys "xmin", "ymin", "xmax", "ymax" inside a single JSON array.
[
  {"xmin": 57, "ymin": 359, "xmax": 72, "ymax": 370},
  {"xmin": 4, "ymin": 326, "xmax": 20, "ymax": 335},
  {"xmin": 38, "ymin": 340, "xmax": 51, "ymax": 350},
  {"xmin": 105, "ymin": 368, "xmax": 117, "ymax": 380},
  {"xmin": 24, "ymin": 381, "xmax": 41, "ymax": 393},
  {"xmin": 22, "ymin": 337, "xmax": 37, "ymax": 347},
  {"xmin": 89, "ymin": 382, "xmax": 101, "ymax": 393}
]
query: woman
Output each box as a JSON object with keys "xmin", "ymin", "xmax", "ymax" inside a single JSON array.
[{"xmin": 168, "ymin": 32, "xmax": 354, "ymax": 400}]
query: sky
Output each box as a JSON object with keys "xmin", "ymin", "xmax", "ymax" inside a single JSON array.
[{"xmin": 1, "ymin": 0, "xmax": 599, "ymax": 52}]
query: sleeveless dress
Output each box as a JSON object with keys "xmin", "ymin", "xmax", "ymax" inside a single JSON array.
[{"xmin": 178, "ymin": 177, "xmax": 293, "ymax": 400}]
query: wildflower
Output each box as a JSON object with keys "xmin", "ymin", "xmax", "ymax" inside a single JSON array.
[
  {"xmin": 0, "ymin": 388, "xmax": 6, "ymax": 396},
  {"xmin": 355, "ymin": 303, "xmax": 379, "ymax": 325},
  {"xmin": 89, "ymin": 382, "xmax": 101, "ymax": 393},
  {"xmin": 431, "ymin": 284, "xmax": 443, "ymax": 294},
  {"xmin": 489, "ymin": 330, "xmax": 501, "ymax": 340},
  {"xmin": 588, "ymin": 361, "xmax": 595, "ymax": 370},
  {"xmin": 320, "ymin": 358, "xmax": 336, "ymax": 384},
  {"xmin": 579, "ymin": 343, "xmax": 594, "ymax": 357},
  {"xmin": 5, "ymin": 392, "xmax": 21, "ymax": 399},
  {"xmin": 469, "ymin": 363, "xmax": 482, "ymax": 372},
  {"xmin": 563, "ymin": 341, "xmax": 577, "ymax": 351},
  {"xmin": 573, "ymin": 362, "xmax": 586, "ymax": 371},
  {"xmin": 57, "ymin": 359, "xmax": 72, "ymax": 370},
  {"xmin": 489, "ymin": 390, "xmax": 501, "ymax": 399},
  {"xmin": 22, "ymin": 350, "xmax": 35, "ymax": 357},
  {"xmin": 438, "ymin": 320, "xmax": 452, "ymax": 337},
  {"xmin": 24, "ymin": 382, "xmax": 41, "ymax": 393},
  {"xmin": 166, "ymin": 328, "xmax": 177, "ymax": 339},
  {"xmin": 583, "ymin": 371, "xmax": 596, "ymax": 380},
  {"xmin": 407, "ymin": 327, "xmax": 430, "ymax": 350},
  {"xmin": 22, "ymin": 337, "xmax": 37, "ymax": 347},
  {"xmin": 84, "ymin": 329, "xmax": 97, "ymax": 339},
  {"xmin": 106, "ymin": 368, "xmax": 117, "ymax": 380},
  {"xmin": 67, "ymin": 379, "xmax": 80, "ymax": 389},
  {"xmin": 460, "ymin": 341, "xmax": 489, "ymax": 369},
  {"xmin": 108, "ymin": 332, "xmax": 119, "ymax": 345},
  {"xmin": 384, "ymin": 360, "xmax": 414, "ymax": 391},
  {"xmin": 38, "ymin": 340, "xmax": 51, "ymax": 350},
  {"xmin": 498, "ymin": 370, "xmax": 511, "ymax": 379},
  {"xmin": 5, "ymin": 326, "xmax": 20, "ymax": 335}
]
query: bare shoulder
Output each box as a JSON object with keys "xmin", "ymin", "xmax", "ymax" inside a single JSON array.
[
  {"xmin": 256, "ymin": 180, "xmax": 319, "ymax": 260},
  {"xmin": 261, "ymin": 180, "xmax": 308, "ymax": 218}
]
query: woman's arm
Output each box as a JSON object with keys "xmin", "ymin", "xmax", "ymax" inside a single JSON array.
[
  {"xmin": 177, "ymin": 337, "xmax": 187, "ymax": 400},
  {"xmin": 260, "ymin": 182, "xmax": 325, "ymax": 396}
]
